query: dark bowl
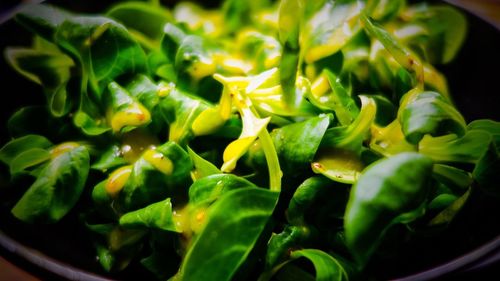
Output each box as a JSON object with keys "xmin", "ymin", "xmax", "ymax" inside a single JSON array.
[{"xmin": 0, "ymin": 1, "xmax": 499, "ymax": 280}]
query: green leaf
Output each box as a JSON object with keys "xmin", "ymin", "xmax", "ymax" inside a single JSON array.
[
  {"xmin": 401, "ymin": 91, "xmax": 466, "ymax": 144},
  {"xmin": 361, "ymin": 13, "xmax": 424, "ymax": 87},
  {"xmin": 287, "ymin": 176, "xmax": 332, "ymax": 226},
  {"xmin": 9, "ymin": 148, "xmax": 51, "ymax": 176},
  {"xmin": 432, "ymin": 164, "xmax": 472, "ymax": 190},
  {"xmin": 179, "ymin": 188, "xmax": 278, "ymax": 281},
  {"xmin": 16, "ymin": 4, "xmax": 148, "ymax": 97},
  {"xmin": 11, "ymin": 146, "xmax": 90, "ymax": 223},
  {"xmin": 120, "ymin": 141, "xmax": 192, "ymax": 210},
  {"xmin": 5, "ymin": 47, "xmax": 75, "ymax": 116},
  {"xmin": 289, "ymin": 249, "xmax": 349, "ymax": 281},
  {"xmin": 473, "ymin": 142, "xmax": 500, "ymax": 195},
  {"xmin": 319, "ymin": 70, "xmax": 359, "ymax": 126},
  {"xmin": 403, "ymin": 5, "xmax": 467, "ymax": 64},
  {"xmin": 419, "ymin": 131, "xmax": 491, "ymax": 163},
  {"xmin": 55, "ymin": 16, "xmax": 147, "ymax": 96},
  {"xmin": 125, "ymin": 74, "xmax": 161, "ymax": 111},
  {"xmin": 0, "ymin": 134, "xmax": 52, "ymax": 165},
  {"xmin": 312, "ymin": 148, "xmax": 364, "ymax": 184},
  {"xmin": 223, "ymin": 0, "xmax": 271, "ymax": 34},
  {"xmin": 344, "ymin": 152, "xmax": 433, "ymax": 265},
  {"xmin": 371, "ymin": 95, "xmax": 396, "ymax": 126},
  {"xmin": 106, "ymin": 81, "xmax": 152, "ymax": 133},
  {"xmin": 119, "ymin": 198, "xmax": 179, "ymax": 232},
  {"xmin": 73, "ymin": 110, "xmax": 111, "ymax": 136},
  {"xmin": 278, "ymin": 0, "xmax": 304, "ymax": 106},
  {"xmin": 366, "ymin": 0, "xmax": 405, "ymax": 21},
  {"xmin": 161, "ymin": 23, "xmax": 186, "ymax": 64},
  {"xmin": 158, "ymin": 86, "xmax": 210, "ymax": 145},
  {"xmin": 429, "ymin": 188, "xmax": 471, "ymax": 226},
  {"xmin": 247, "ymin": 114, "xmax": 330, "ymax": 176},
  {"xmin": 163, "ymin": 28, "xmax": 218, "ymax": 80},
  {"xmin": 107, "ymin": 1, "xmax": 172, "ymax": 41},
  {"xmin": 187, "ymin": 147, "xmax": 221, "ymax": 180},
  {"xmin": 91, "ymin": 144, "xmax": 128, "ymax": 172},
  {"xmin": 467, "ymin": 119, "xmax": 500, "ymax": 147},
  {"xmin": 465, "ymin": 120, "xmax": 500, "ymax": 193},
  {"xmin": 7, "ymin": 106, "xmax": 73, "ymax": 138},
  {"xmin": 302, "ymin": 0, "xmax": 363, "ymax": 63},
  {"xmin": 273, "ymin": 115, "xmax": 330, "ymax": 175},
  {"xmin": 279, "ymin": 45, "xmax": 300, "ymax": 107},
  {"xmin": 88, "ymin": 223, "xmax": 146, "ymax": 272},
  {"xmin": 15, "ymin": 4, "xmax": 71, "ymax": 39},
  {"xmin": 91, "ymin": 179, "xmax": 118, "ymax": 219},
  {"xmin": 428, "ymin": 193, "xmax": 458, "ymax": 211},
  {"xmin": 265, "ymin": 225, "xmax": 312, "ymax": 269},
  {"xmin": 321, "ymin": 95, "xmax": 375, "ymax": 151},
  {"xmin": 278, "ymin": 0, "xmax": 304, "ymax": 50},
  {"xmin": 188, "ymin": 174, "xmax": 257, "ymax": 206}
]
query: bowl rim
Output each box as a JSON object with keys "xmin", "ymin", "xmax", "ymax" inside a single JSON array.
[
  {"xmin": 1, "ymin": 227, "xmax": 499, "ymax": 281},
  {"xmin": 391, "ymin": 234, "xmax": 500, "ymax": 281},
  {"xmin": 0, "ymin": 229, "xmax": 115, "ymax": 281}
]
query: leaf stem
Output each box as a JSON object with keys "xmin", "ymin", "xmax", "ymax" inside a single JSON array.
[{"xmin": 258, "ymin": 127, "xmax": 282, "ymax": 192}]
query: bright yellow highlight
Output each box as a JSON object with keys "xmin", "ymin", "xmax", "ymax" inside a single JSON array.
[
  {"xmin": 105, "ymin": 165, "xmax": 132, "ymax": 197},
  {"xmin": 312, "ymin": 149, "xmax": 364, "ymax": 184},
  {"xmin": 143, "ymin": 149, "xmax": 174, "ymax": 175},
  {"xmin": 111, "ymin": 103, "xmax": 151, "ymax": 133},
  {"xmin": 50, "ymin": 142, "xmax": 80, "ymax": 158}
]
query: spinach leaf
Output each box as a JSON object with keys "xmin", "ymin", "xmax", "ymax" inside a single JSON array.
[
  {"xmin": 473, "ymin": 142, "xmax": 500, "ymax": 196},
  {"xmin": 265, "ymin": 225, "xmax": 312, "ymax": 270},
  {"xmin": 401, "ymin": 91, "xmax": 466, "ymax": 144},
  {"xmin": 402, "ymin": 5, "xmax": 467, "ymax": 64},
  {"xmin": 106, "ymin": 81, "xmax": 152, "ymax": 133},
  {"xmin": 187, "ymin": 147, "xmax": 221, "ymax": 180},
  {"xmin": 428, "ymin": 188, "xmax": 471, "ymax": 227},
  {"xmin": 158, "ymin": 86, "xmax": 210, "ymax": 145},
  {"xmin": 419, "ymin": 131, "xmax": 491, "ymax": 163},
  {"xmin": 273, "ymin": 115, "xmax": 330, "ymax": 175},
  {"xmin": 5, "ymin": 47, "xmax": 75, "ymax": 116},
  {"xmin": 9, "ymin": 148, "xmax": 51, "ymax": 177},
  {"xmin": 179, "ymin": 188, "xmax": 278, "ymax": 281},
  {"xmin": 11, "ymin": 145, "xmax": 90, "ymax": 223},
  {"xmin": 278, "ymin": 0, "xmax": 304, "ymax": 106},
  {"xmin": 287, "ymin": 176, "xmax": 333, "ymax": 226},
  {"xmin": 248, "ymin": 115, "xmax": 330, "ymax": 176},
  {"xmin": 188, "ymin": 173, "xmax": 256, "ymax": 206},
  {"xmin": 107, "ymin": 1, "xmax": 172, "ymax": 47},
  {"xmin": 263, "ymin": 249, "xmax": 349, "ymax": 281},
  {"xmin": 120, "ymin": 141, "xmax": 192, "ymax": 210},
  {"xmin": 222, "ymin": 0, "xmax": 271, "ymax": 34},
  {"xmin": 361, "ymin": 13, "xmax": 424, "ymax": 88},
  {"xmin": 313, "ymin": 96, "xmax": 375, "ymax": 183},
  {"xmin": 0, "ymin": 134, "xmax": 52, "ymax": 165},
  {"xmin": 91, "ymin": 144, "xmax": 128, "ymax": 172},
  {"xmin": 289, "ymin": 249, "xmax": 349, "ymax": 281},
  {"xmin": 301, "ymin": 0, "xmax": 363, "ymax": 64},
  {"xmin": 344, "ymin": 152, "xmax": 433, "ymax": 265},
  {"xmin": 87, "ymin": 223, "xmax": 146, "ymax": 272},
  {"xmin": 119, "ymin": 198, "xmax": 179, "ymax": 232},
  {"xmin": 17, "ymin": 4, "xmax": 148, "ymax": 97}
]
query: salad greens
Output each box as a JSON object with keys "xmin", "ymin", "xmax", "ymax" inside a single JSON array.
[{"xmin": 1, "ymin": 0, "xmax": 499, "ymax": 280}]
